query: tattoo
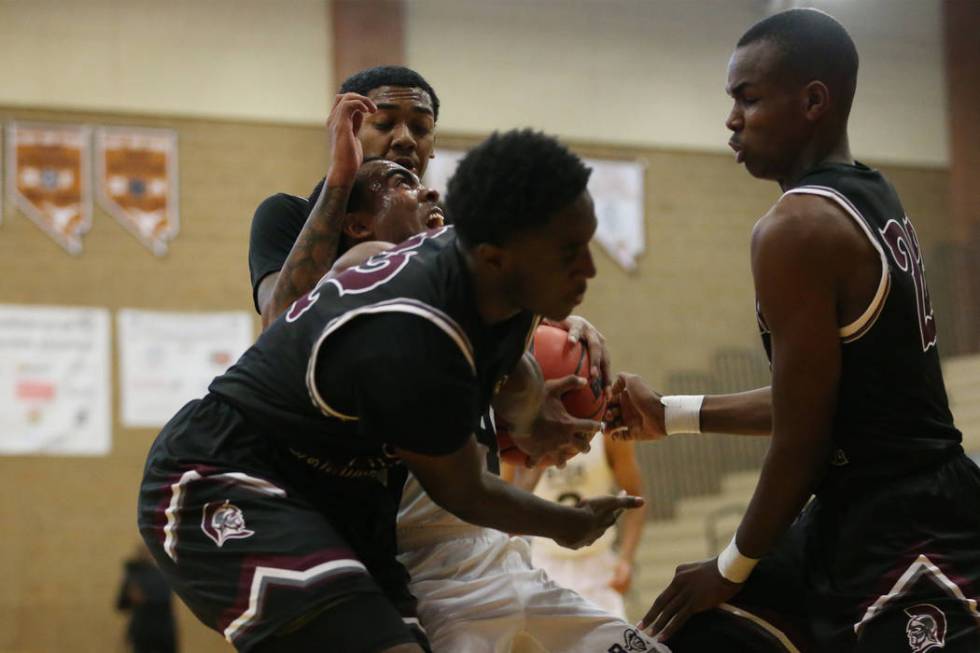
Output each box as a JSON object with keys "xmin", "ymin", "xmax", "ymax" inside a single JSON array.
[{"xmin": 264, "ymin": 185, "xmax": 350, "ymax": 328}]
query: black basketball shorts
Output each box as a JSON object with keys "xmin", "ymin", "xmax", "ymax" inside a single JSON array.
[
  {"xmin": 137, "ymin": 395, "xmax": 428, "ymax": 652},
  {"xmin": 668, "ymin": 451, "xmax": 980, "ymax": 653}
]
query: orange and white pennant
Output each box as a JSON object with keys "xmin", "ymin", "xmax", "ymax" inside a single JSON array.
[
  {"xmin": 6, "ymin": 122, "xmax": 92, "ymax": 255},
  {"xmin": 95, "ymin": 127, "xmax": 179, "ymax": 256}
]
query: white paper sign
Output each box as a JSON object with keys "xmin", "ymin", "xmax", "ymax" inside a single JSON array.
[
  {"xmin": 0, "ymin": 305, "xmax": 111, "ymax": 455},
  {"xmin": 117, "ymin": 310, "xmax": 254, "ymax": 427},
  {"xmin": 427, "ymin": 149, "xmax": 646, "ymax": 271}
]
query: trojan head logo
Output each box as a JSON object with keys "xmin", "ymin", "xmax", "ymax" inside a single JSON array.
[
  {"xmin": 622, "ymin": 628, "xmax": 649, "ymax": 651},
  {"xmin": 904, "ymin": 604, "xmax": 947, "ymax": 653},
  {"xmin": 607, "ymin": 628, "xmax": 649, "ymax": 653},
  {"xmin": 201, "ymin": 500, "xmax": 254, "ymax": 547}
]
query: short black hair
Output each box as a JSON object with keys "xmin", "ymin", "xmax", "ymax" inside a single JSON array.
[
  {"xmin": 737, "ymin": 8, "xmax": 858, "ymax": 118},
  {"xmin": 447, "ymin": 129, "xmax": 592, "ymax": 248},
  {"xmin": 339, "ymin": 65, "xmax": 440, "ymax": 122}
]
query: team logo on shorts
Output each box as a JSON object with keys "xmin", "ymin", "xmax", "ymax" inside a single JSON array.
[
  {"xmin": 201, "ymin": 500, "xmax": 255, "ymax": 547},
  {"xmin": 904, "ymin": 603, "xmax": 947, "ymax": 653},
  {"xmin": 607, "ymin": 628, "xmax": 649, "ymax": 653}
]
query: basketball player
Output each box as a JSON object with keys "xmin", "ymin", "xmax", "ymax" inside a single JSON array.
[
  {"xmin": 249, "ymin": 66, "xmax": 438, "ymax": 329},
  {"xmin": 505, "ymin": 434, "xmax": 646, "ymax": 620},
  {"xmin": 608, "ymin": 9, "xmax": 980, "ymax": 652},
  {"xmin": 245, "ymin": 81, "xmax": 666, "ymax": 652},
  {"xmin": 138, "ymin": 129, "xmax": 645, "ymax": 653}
]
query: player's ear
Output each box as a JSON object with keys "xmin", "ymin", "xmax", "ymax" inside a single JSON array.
[
  {"xmin": 803, "ymin": 80, "xmax": 830, "ymax": 121},
  {"xmin": 344, "ymin": 211, "xmax": 375, "ymax": 241},
  {"xmin": 472, "ymin": 242, "xmax": 507, "ymax": 272}
]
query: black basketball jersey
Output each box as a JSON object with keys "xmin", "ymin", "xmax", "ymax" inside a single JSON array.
[
  {"xmin": 213, "ymin": 225, "xmax": 537, "ymax": 477},
  {"xmin": 757, "ymin": 162, "xmax": 960, "ymax": 477}
]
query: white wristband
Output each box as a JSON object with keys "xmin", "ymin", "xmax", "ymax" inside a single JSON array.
[
  {"xmin": 717, "ymin": 534, "xmax": 759, "ymax": 583},
  {"xmin": 661, "ymin": 394, "xmax": 704, "ymax": 435}
]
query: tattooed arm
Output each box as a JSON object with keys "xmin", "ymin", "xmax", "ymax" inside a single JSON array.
[
  {"xmin": 260, "ymin": 186, "xmax": 350, "ymax": 329},
  {"xmin": 259, "ymin": 93, "xmax": 377, "ymax": 329}
]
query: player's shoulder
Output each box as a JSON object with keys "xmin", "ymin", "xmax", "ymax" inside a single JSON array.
[
  {"xmin": 253, "ymin": 192, "xmax": 308, "ymax": 224},
  {"xmin": 752, "ymin": 191, "xmax": 854, "ymax": 258},
  {"xmin": 361, "ymin": 307, "xmax": 473, "ymax": 362}
]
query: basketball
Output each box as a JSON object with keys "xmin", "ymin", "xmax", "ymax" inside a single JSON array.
[
  {"xmin": 532, "ymin": 324, "xmax": 607, "ymax": 420},
  {"xmin": 495, "ymin": 324, "xmax": 607, "ymax": 466}
]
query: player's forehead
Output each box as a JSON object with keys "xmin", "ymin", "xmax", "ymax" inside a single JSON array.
[
  {"xmin": 366, "ymin": 85, "xmax": 433, "ymax": 114},
  {"xmin": 358, "ymin": 159, "xmax": 420, "ymax": 190},
  {"xmin": 726, "ymin": 40, "xmax": 780, "ymax": 94}
]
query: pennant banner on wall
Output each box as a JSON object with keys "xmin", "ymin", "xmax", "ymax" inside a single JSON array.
[
  {"xmin": 5, "ymin": 122, "xmax": 91, "ymax": 255},
  {"xmin": 427, "ymin": 148, "xmax": 646, "ymax": 271},
  {"xmin": 95, "ymin": 127, "xmax": 179, "ymax": 255},
  {"xmin": 117, "ymin": 309, "xmax": 253, "ymax": 427},
  {"xmin": 583, "ymin": 157, "xmax": 646, "ymax": 272},
  {"xmin": 0, "ymin": 305, "xmax": 111, "ymax": 455}
]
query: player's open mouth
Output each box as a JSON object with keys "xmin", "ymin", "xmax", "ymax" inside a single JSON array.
[{"xmin": 426, "ymin": 208, "xmax": 445, "ymax": 228}]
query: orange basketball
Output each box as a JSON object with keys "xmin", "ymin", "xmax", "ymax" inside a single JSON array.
[
  {"xmin": 531, "ymin": 324, "xmax": 607, "ymax": 420},
  {"xmin": 494, "ymin": 324, "xmax": 606, "ymax": 467}
]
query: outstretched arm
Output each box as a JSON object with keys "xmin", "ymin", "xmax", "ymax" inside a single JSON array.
[
  {"xmin": 607, "ymin": 378, "xmax": 772, "ymax": 440},
  {"xmin": 259, "ymin": 93, "xmax": 377, "ymax": 328},
  {"xmin": 398, "ymin": 437, "xmax": 642, "ymax": 548}
]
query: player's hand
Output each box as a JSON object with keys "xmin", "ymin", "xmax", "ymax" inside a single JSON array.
[
  {"xmin": 543, "ymin": 316, "xmax": 611, "ymax": 392},
  {"xmin": 555, "ymin": 494, "xmax": 644, "ymax": 549},
  {"xmin": 604, "ymin": 373, "xmax": 667, "ymax": 441},
  {"xmin": 516, "ymin": 374, "xmax": 601, "ymax": 468},
  {"xmin": 325, "ymin": 93, "xmax": 377, "ymax": 188},
  {"xmin": 609, "ymin": 559, "xmax": 633, "ymax": 594},
  {"xmin": 638, "ymin": 558, "xmax": 741, "ymax": 642}
]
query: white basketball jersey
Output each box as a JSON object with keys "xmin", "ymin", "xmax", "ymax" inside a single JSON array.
[{"xmin": 533, "ymin": 434, "xmax": 615, "ymax": 558}]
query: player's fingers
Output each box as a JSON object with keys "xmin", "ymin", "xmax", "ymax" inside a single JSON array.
[
  {"xmin": 547, "ymin": 373, "xmax": 587, "ymax": 395},
  {"xmin": 597, "ymin": 339, "xmax": 611, "ymax": 390},
  {"xmin": 338, "ymin": 91, "xmax": 375, "ymax": 106},
  {"xmin": 614, "ymin": 494, "xmax": 644, "ymax": 510},
  {"xmin": 610, "ymin": 373, "xmax": 628, "ymax": 398},
  {"xmin": 579, "ymin": 328, "xmax": 607, "ymax": 383},
  {"xmin": 567, "ymin": 417, "xmax": 602, "ymax": 439},
  {"xmin": 565, "ymin": 318, "xmax": 584, "ymax": 343},
  {"xmin": 339, "ymin": 98, "xmax": 375, "ymax": 117},
  {"xmin": 657, "ymin": 603, "xmax": 694, "ymax": 642},
  {"xmin": 649, "ymin": 593, "xmax": 688, "ymax": 637},
  {"xmin": 639, "ymin": 582, "xmax": 680, "ymax": 630}
]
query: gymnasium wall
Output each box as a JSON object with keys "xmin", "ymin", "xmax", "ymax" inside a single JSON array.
[{"xmin": 0, "ymin": 0, "xmax": 332, "ymax": 125}]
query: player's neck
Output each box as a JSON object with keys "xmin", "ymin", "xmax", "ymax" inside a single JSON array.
[{"xmin": 779, "ymin": 132, "xmax": 853, "ymax": 191}]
